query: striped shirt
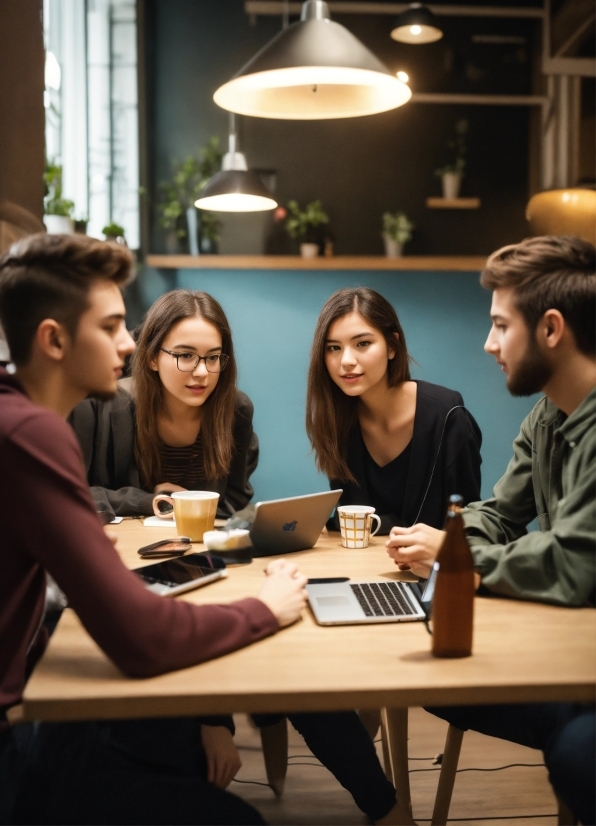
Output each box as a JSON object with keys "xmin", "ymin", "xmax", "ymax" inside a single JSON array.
[{"xmin": 160, "ymin": 433, "xmax": 209, "ymax": 489}]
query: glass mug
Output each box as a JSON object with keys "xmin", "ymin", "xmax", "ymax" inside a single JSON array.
[
  {"xmin": 337, "ymin": 505, "xmax": 381, "ymax": 549},
  {"xmin": 153, "ymin": 491, "xmax": 219, "ymax": 542}
]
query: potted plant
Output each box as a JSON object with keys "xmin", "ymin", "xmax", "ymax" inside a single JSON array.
[
  {"xmin": 158, "ymin": 138, "xmax": 222, "ymax": 254},
  {"xmin": 43, "ymin": 160, "xmax": 75, "ymax": 234},
  {"xmin": 382, "ymin": 211, "xmax": 414, "ymax": 257},
  {"xmin": 102, "ymin": 222, "xmax": 126, "ymax": 243},
  {"xmin": 434, "ymin": 119, "xmax": 468, "ymax": 200},
  {"xmin": 285, "ymin": 200, "xmax": 329, "ymax": 258}
]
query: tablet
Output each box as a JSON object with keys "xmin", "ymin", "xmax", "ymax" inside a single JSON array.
[{"xmin": 133, "ymin": 553, "xmax": 226, "ymax": 596}]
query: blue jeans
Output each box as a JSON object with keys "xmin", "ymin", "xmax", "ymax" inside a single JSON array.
[{"xmin": 429, "ymin": 702, "xmax": 595, "ymax": 824}]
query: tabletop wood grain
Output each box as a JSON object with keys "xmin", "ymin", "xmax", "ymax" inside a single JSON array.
[{"xmin": 21, "ymin": 521, "xmax": 596, "ymax": 722}]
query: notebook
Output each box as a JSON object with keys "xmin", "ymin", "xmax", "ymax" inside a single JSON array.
[
  {"xmin": 249, "ymin": 490, "xmax": 343, "ymax": 557},
  {"xmin": 307, "ymin": 562, "xmax": 438, "ymax": 625}
]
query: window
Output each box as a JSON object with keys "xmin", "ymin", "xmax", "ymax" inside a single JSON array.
[{"xmin": 43, "ymin": 0, "xmax": 139, "ymax": 247}]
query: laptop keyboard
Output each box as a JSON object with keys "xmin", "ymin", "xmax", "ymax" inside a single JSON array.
[{"xmin": 350, "ymin": 582, "xmax": 417, "ymax": 617}]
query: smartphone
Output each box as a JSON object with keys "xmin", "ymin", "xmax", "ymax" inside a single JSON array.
[
  {"xmin": 138, "ymin": 538, "xmax": 191, "ymax": 559},
  {"xmin": 133, "ymin": 553, "xmax": 226, "ymax": 597}
]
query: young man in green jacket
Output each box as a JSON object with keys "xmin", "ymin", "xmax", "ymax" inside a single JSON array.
[{"xmin": 387, "ymin": 235, "xmax": 595, "ymax": 824}]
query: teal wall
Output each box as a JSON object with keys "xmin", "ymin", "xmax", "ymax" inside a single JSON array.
[{"xmin": 141, "ymin": 266, "xmax": 539, "ymax": 504}]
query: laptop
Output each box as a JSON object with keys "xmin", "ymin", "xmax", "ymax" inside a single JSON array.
[
  {"xmin": 307, "ymin": 562, "xmax": 438, "ymax": 625},
  {"xmin": 249, "ymin": 490, "xmax": 343, "ymax": 557}
]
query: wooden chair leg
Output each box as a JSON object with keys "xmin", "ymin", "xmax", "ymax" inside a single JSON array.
[
  {"xmin": 259, "ymin": 717, "xmax": 288, "ymax": 798},
  {"xmin": 358, "ymin": 708, "xmax": 381, "ymax": 740},
  {"xmin": 381, "ymin": 707, "xmax": 412, "ymax": 818},
  {"xmin": 556, "ymin": 796, "xmax": 575, "ymax": 825},
  {"xmin": 431, "ymin": 725, "xmax": 465, "ymax": 825}
]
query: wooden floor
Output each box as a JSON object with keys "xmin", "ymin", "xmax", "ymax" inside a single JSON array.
[{"xmin": 231, "ymin": 708, "xmax": 558, "ymax": 825}]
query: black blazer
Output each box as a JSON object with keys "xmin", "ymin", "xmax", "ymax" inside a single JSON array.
[
  {"xmin": 329, "ymin": 380, "xmax": 482, "ymax": 534},
  {"xmin": 69, "ymin": 383, "xmax": 258, "ymax": 522}
]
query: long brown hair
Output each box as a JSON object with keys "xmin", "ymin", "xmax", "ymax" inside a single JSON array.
[
  {"xmin": 131, "ymin": 290, "xmax": 237, "ymax": 489},
  {"xmin": 306, "ymin": 287, "xmax": 411, "ymax": 482}
]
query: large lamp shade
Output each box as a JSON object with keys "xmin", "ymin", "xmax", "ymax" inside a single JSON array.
[{"xmin": 213, "ymin": 0, "xmax": 411, "ymax": 120}]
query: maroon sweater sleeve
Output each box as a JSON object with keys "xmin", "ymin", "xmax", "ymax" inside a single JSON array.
[{"xmin": 8, "ymin": 411, "xmax": 278, "ymax": 678}]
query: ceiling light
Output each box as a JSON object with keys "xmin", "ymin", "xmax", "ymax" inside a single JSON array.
[
  {"xmin": 213, "ymin": 0, "xmax": 411, "ymax": 120},
  {"xmin": 390, "ymin": 4, "xmax": 443, "ymax": 45},
  {"xmin": 396, "ymin": 71, "xmax": 409, "ymax": 84},
  {"xmin": 195, "ymin": 124, "xmax": 277, "ymax": 213}
]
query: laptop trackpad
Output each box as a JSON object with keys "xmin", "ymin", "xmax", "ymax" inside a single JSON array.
[{"xmin": 316, "ymin": 595, "xmax": 350, "ymax": 607}]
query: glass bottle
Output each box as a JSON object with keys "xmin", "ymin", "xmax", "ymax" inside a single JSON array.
[{"xmin": 432, "ymin": 494, "xmax": 475, "ymax": 658}]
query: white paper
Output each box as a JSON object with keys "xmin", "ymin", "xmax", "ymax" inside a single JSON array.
[{"xmin": 143, "ymin": 515, "xmax": 175, "ymax": 527}]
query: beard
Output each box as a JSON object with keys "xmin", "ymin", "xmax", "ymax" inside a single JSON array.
[{"xmin": 507, "ymin": 333, "xmax": 553, "ymax": 396}]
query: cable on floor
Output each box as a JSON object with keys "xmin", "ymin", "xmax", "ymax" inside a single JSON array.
[
  {"xmin": 409, "ymin": 762, "xmax": 545, "ymax": 774},
  {"xmin": 415, "ymin": 815, "xmax": 557, "ymax": 821},
  {"xmin": 232, "ymin": 777, "xmax": 272, "ymax": 789}
]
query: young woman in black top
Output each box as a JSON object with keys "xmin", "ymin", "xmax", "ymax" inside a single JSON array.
[{"xmin": 306, "ymin": 287, "xmax": 482, "ymax": 535}]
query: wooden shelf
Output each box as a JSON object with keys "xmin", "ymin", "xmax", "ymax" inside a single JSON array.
[
  {"xmin": 146, "ymin": 254, "xmax": 487, "ymax": 272},
  {"xmin": 426, "ymin": 197, "xmax": 481, "ymax": 209}
]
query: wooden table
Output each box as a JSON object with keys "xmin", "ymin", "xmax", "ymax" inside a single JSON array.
[{"xmin": 21, "ymin": 520, "xmax": 596, "ymax": 724}]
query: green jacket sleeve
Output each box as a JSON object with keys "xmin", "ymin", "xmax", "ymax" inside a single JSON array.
[{"xmin": 464, "ymin": 415, "xmax": 596, "ymax": 607}]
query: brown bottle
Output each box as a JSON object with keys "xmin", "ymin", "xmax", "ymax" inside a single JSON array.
[{"xmin": 431, "ymin": 495, "xmax": 475, "ymax": 658}]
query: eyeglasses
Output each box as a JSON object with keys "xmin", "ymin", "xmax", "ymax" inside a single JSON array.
[{"xmin": 160, "ymin": 348, "xmax": 229, "ymax": 373}]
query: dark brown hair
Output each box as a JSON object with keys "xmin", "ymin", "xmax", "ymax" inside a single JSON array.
[
  {"xmin": 481, "ymin": 235, "xmax": 596, "ymax": 355},
  {"xmin": 131, "ymin": 290, "xmax": 237, "ymax": 488},
  {"xmin": 0, "ymin": 233, "xmax": 133, "ymax": 365},
  {"xmin": 306, "ymin": 287, "xmax": 411, "ymax": 482}
]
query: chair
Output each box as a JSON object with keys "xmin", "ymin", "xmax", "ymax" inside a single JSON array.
[
  {"xmin": 431, "ymin": 725, "xmax": 577, "ymax": 825},
  {"xmin": 258, "ymin": 707, "xmax": 413, "ymax": 816}
]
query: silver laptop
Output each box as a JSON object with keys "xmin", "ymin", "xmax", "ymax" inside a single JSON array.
[
  {"xmin": 307, "ymin": 563, "xmax": 438, "ymax": 625},
  {"xmin": 250, "ymin": 490, "xmax": 342, "ymax": 557}
]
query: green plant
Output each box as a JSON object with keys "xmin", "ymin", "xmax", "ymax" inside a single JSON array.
[
  {"xmin": 43, "ymin": 160, "xmax": 75, "ymax": 217},
  {"xmin": 434, "ymin": 118, "xmax": 468, "ymax": 177},
  {"xmin": 158, "ymin": 137, "xmax": 223, "ymax": 241},
  {"xmin": 102, "ymin": 222, "xmax": 125, "ymax": 238},
  {"xmin": 382, "ymin": 211, "xmax": 414, "ymax": 245},
  {"xmin": 285, "ymin": 200, "xmax": 329, "ymax": 243}
]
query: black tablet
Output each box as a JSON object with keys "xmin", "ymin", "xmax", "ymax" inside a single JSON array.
[{"xmin": 133, "ymin": 553, "xmax": 226, "ymax": 596}]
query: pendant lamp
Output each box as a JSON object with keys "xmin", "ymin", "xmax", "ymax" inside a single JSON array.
[
  {"xmin": 390, "ymin": 4, "xmax": 443, "ymax": 45},
  {"xmin": 213, "ymin": 0, "xmax": 411, "ymax": 120},
  {"xmin": 195, "ymin": 121, "xmax": 277, "ymax": 213}
]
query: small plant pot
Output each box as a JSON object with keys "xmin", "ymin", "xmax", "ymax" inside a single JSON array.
[
  {"xmin": 383, "ymin": 237, "xmax": 403, "ymax": 258},
  {"xmin": 441, "ymin": 173, "xmax": 461, "ymax": 200},
  {"xmin": 300, "ymin": 242, "xmax": 319, "ymax": 259},
  {"xmin": 44, "ymin": 215, "xmax": 74, "ymax": 234}
]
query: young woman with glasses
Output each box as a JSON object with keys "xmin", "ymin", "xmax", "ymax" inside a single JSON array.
[
  {"xmin": 71, "ymin": 289, "xmax": 256, "ymax": 521},
  {"xmin": 306, "ymin": 287, "xmax": 482, "ymax": 540},
  {"xmin": 71, "ymin": 288, "xmax": 410, "ymax": 825}
]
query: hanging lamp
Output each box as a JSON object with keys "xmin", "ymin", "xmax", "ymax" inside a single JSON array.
[
  {"xmin": 195, "ymin": 118, "xmax": 277, "ymax": 213},
  {"xmin": 390, "ymin": 4, "xmax": 443, "ymax": 45},
  {"xmin": 213, "ymin": 0, "xmax": 411, "ymax": 120}
]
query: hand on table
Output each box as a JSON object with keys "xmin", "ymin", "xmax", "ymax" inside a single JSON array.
[
  {"xmin": 153, "ymin": 482, "xmax": 187, "ymax": 494},
  {"xmin": 385, "ymin": 523, "xmax": 445, "ymax": 579},
  {"xmin": 201, "ymin": 724, "xmax": 242, "ymax": 789},
  {"xmin": 258, "ymin": 559, "xmax": 308, "ymax": 628},
  {"xmin": 103, "ymin": 526, "xmax": 119, "ymax": 550}
]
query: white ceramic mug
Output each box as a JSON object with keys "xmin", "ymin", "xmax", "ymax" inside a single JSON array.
[
  {"xmin": 336, "ymin": 505, "xmax": 381, "ymax": 549},
  {"xmin": 152, "ymin": 491, "xmax": 219, "ymax": 542}
]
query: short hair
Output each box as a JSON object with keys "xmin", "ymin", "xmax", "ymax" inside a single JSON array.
[
  {"xmin": 480, "ymin": 236, "xmax": 596, "ymax": 355},
  {"xmin": 0, "ymin": 233, "xmax": 133, "ymax": 365}
]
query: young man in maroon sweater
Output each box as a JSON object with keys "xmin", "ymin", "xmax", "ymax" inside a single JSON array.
[
  {"xmin": 0, "ymin": 234, "xmax": 406, "ymax": 826},
  {"xmin": 0, "ymin": 233, "xmax": 308, "ymax": 825}
]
